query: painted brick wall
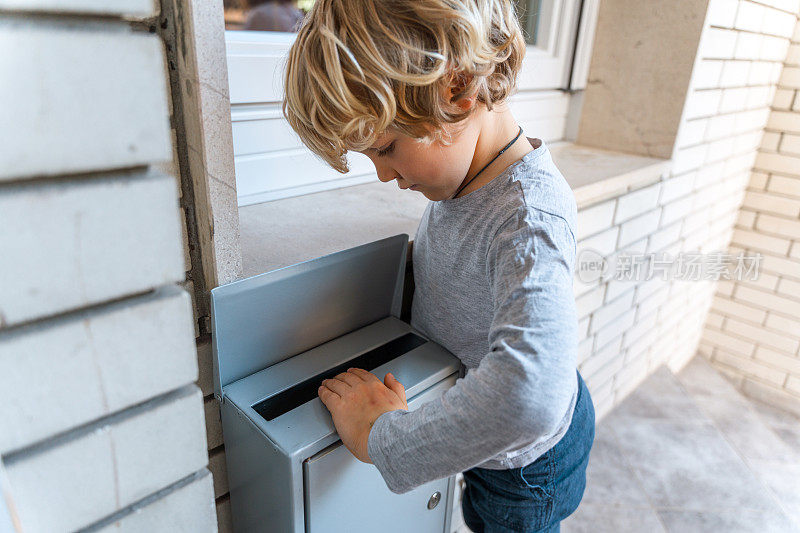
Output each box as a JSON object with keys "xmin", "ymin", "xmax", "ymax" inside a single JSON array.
[
  {"xmin": 574, "ymin": 0, "xmax": 799, "ymax": 419},
  {"xmin": 700, "ymin": 15, "xmax": 800, "ymax": 410},
  {"xmin": 0, "ymin": 2, "xmax": 216, "ymax": 531}
]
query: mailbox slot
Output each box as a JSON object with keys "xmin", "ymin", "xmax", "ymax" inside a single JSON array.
[{"xmin": 253, "ymin": 332, "xmax": 426, "ymax": 421}]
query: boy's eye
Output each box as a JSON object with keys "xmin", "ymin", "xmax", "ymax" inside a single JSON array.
[{"xmin": 376, "ymin": 141, "xmax": 395, "ymax": 157}]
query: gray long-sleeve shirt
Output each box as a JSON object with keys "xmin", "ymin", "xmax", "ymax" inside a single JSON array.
[{"xmin": 366, "ymin": 138, "xmax": 580, "ymax": 494}]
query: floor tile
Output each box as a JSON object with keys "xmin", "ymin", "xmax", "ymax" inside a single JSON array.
[
  {"xmin": 747, "ymin": 398, "xmax": 800, "ymax": 454},
  {"xmin": 608, "ymin": 418, "xmax": 782, "ymax": 511},
  {"xmin": 679, "ymin": 358, "xmax": 800, "ymax": 462},
  {"xmin": 747, "ymin": 397, "xmax": 800, "ymax": 431},
  {"xmin": 606, "ymin": 367, "xmax": 707, "ymax": 423},
  {"xmin": 580, "ymin": 426, "xmax": 650, "ymax": 506},
  {"xmin": 676, "ymin": 356, "xmax": 747, "ymax": 402},
  {"xmin": 694, "ymin": 397, "xmax": 798, "ymax": 462},
  {"xmin": 562, "ymin": 503, "xmax": 665, "ymax": 533},
  {"xmin": 657, "ymin": 508, "xmax": 798, "ymax": 533},
  {"xmin": 746, "ymin": 459, "xmax": 800, "ymax": 528},
  {"xmin": 774, "ymin": 427, "xmax": 800, "ymax": 454}
]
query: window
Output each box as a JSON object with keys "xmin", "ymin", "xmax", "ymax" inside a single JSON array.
[
  {"xmin": 515, "ymin": 0, "xmax": 583, "ymax": 90},
  {"xmin": 225, "ymin": 1, "xmax": 589, "ymax": 205},
  {"xmin": 224, "ymin": 0, "xmax": 311, "ymax": 32}
]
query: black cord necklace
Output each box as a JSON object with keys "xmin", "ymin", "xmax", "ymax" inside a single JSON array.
[{"xmin": 450, "ymin": 125, "xmax": 524, "ymax": 200}]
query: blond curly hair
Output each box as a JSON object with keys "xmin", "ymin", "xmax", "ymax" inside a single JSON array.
[{"xmin": 282, "ymin": 0, "xmax": 526, "ymax": 173}]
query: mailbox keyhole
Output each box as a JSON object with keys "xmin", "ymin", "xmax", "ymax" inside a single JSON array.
[{"xmin": 427, "ymin": 491, "xmax": 441, "ymax": 510}]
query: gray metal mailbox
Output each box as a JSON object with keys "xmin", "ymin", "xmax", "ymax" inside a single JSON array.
[{"xmin": 210, "ymin": 234, "xmax": 462, "ymax": 533}]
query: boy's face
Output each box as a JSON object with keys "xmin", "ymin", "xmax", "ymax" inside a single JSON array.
[{"xmin": 357, "ymin": 119, "xmax": 482, "ymax": 202}]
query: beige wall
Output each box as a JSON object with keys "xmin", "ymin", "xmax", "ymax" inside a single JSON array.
[
  {"xmin": 576, "ymin": 0, "xmax": 710, "ymax": 158},
  {"xmin": 700, "ymin": 17, "xmax": 800, "ymax": 412}
]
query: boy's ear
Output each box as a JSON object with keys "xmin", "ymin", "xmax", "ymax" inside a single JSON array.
[{"xmin": 444, "ymin": 72, "xmax": 476, "ymax": 111}]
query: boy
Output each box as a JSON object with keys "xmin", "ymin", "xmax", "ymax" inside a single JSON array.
[{"xmin": 282, "ymin": 1, "xmax": 595, "ymax": 531}]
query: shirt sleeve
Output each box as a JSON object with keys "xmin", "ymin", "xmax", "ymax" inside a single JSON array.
[{"xmin": 366, "ymin": 206, "xmax": 580, "ymax": 494}]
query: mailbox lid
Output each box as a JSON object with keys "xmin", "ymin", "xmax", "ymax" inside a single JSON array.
[
  {"xmin": 222, "ymin": 316, "xmax": 461, "ymax": 457},
  {"xmin": 210, "ymin": 234, "xmax": 409, "ymax": 399},
  {"xmin": 303, "ymin": 375, "xmax": 456, "ymax": 533}
]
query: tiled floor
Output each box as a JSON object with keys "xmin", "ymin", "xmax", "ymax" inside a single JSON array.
[{"xmin": 451, "ymin": 356, "xmax": 800, "ymax": 532}]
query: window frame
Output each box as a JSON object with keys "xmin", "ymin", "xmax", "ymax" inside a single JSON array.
[{"xmin": 516, "ymin": 0, "xmax": 583, "ymax": 90}]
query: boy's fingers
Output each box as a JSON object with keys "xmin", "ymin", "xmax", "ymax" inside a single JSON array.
[
  {"xmin": 318, "ymin": 386, "xmax": 341, "ymax": 408},
  {"xmin": 333, "ymin": 371, "xmax": 360, "ymax": 386},
  {"xmin": 347, "ymin": 367, "xmax": 379, "ymax": 382},
  {"xmin": 321, "ymin": 378, "xmax": 348, "ymax": 396},
  {"xmin": 384, "ymin": 373, "xmax": 406, "ymax": 403}
]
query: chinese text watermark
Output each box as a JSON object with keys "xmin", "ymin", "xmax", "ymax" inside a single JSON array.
[{"xmin": 577, "ymin": 248, "xmax": 762, "ymax": 284}]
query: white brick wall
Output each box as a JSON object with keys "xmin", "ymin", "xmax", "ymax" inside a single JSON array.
[
  {"xmin": 96, "ymin": 472, "xmax": 215, "ymax": 533},
  {"xmin": 0, "ymin": 0, "xmax": 156, "ymax": 16},
  {"xmin": 700, "ymin": 13, "xmax": 800, "ymax": 406},
  {"xmin": 0, "ymin": 24, "xmax": 171, "ymax": 180},
  {"xmin": 4, "ymin": 389, "xmax": 209, "ymax": 532},
  {"xmin": 575, "ymin": 1, "xmax": 800, "ymax": 418},
  {"xmin": 0, "ymin": 287, "xmax": 198, "ymax": 454},
  {"xmin": 0, "ymin": 4, "xmax": 216, "ymax": 531},
  {"xmin": 0, "ymin": 171, "xmax": 186, "ymax": 326}
]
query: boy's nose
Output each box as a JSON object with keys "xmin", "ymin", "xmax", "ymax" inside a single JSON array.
[
  {"xmin": 372, "ymin": 160, "xmax": 398, "ymax": 183},
  {"xmin": 376, "ymin": 171, "xmax": 397, "ymax": 183}
]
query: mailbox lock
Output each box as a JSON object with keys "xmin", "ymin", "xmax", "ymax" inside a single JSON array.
[{"xmin": 427, "ymin": 491, "xmax": 441, "ymax": 510}]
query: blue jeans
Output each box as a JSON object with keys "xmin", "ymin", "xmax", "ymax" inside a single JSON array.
[{"xmin": 461, "ymin": 371, "xmax": 595, "ymax": 532}]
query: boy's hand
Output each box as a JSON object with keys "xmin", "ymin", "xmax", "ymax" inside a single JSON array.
[{"xmin": 318, "ymin": 368, "xmax": 408, "ymax": 464}]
